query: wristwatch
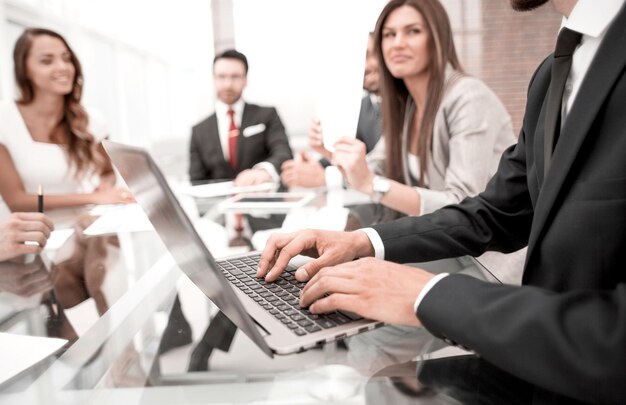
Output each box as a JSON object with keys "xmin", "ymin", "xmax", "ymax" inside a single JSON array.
[{"xmin": 370, "ymin": 175, "xmax": 391, "ymax": 203}]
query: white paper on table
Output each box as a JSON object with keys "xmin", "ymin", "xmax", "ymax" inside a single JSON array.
[
  {"xmin": 313, "ymin": 2, "xmax": 373, "ymax": 152},
  {"xmin": 250, "ymin": 207, "xmax": 349, "ymax": 251},
  {"xmin": 0, "ymin": 332, "xmax": 67, "ymax": 384},
  {"xmin": 177, "ymin": 181, "xmax": 277, "ymax": 199},
  {"xmin": 284, "ymin": 207, "xmax": 349, "ymax": 232},
  {"xmin": 83, "ymin": 204, "xmax": 153, "ymax": 236},
  {"xmin": 63, "ymin": 298, "xmax": 99, "ymax": 337},
  {"xmin": 43, "ymin": 228, "xmax": 75, "ymax": 252}
]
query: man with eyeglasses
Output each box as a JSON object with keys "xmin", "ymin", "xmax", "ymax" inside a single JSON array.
[{"xmin": 189, "ymin": 49, "xmax": 292, "ymax": 186}]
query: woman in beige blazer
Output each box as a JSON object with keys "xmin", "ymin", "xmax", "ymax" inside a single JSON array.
[
  {"xmin": 327, "ymin": 0, "xmax": 525, "ymax": 373},
  {"xmin": 332, "ymin": 0, "xmax": 515, "ymax": 218},
  {"xmin": 331, "ymin": 0, "xmax": 525, "ymax": 288}
]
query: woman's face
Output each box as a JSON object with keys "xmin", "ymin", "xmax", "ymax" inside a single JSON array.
[
  {"xmin": 381, "ymin": 5, "xmax": 431, "ymax": 81},
  {"xmin": 26, "ymin": 35, "xmax": 75, "ymax": 97}
]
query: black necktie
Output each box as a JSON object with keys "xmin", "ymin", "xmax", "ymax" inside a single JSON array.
[{"xmin": 544, "ymin": 27, "xmax": 582, "ymax": 177}]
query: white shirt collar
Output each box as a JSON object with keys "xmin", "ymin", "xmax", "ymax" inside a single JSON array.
[
  {"xmin": 561, "ymin": 0, "xmax": 624, "ymax": 38},
  {"xmin": 368, "ymin": 92, "xmax": 381, "ymax": 106},
  {"xmin": 215, "ymin": 98, "xmax": 245, "ymax": 118}
]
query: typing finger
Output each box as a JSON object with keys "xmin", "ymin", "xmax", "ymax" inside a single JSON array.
[
  {"xmin": 257, "ymin": 232, "xmax": 295, "ymax": 277},
  {"xmin": 265, "ymin": 234, "xmax": 315, "ymax": 282}
]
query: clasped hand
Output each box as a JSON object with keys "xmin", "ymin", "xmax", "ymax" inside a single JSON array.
[
  {"xmin": 234, "ymin": 168, "xmax": 272, "ymax": 186},
  {"xmin": 306, "ymin": 119, "xmax": 374, "ymax": 193},
  {"xmin": 331, "ymin": 137, "xmax": 374, "ymax": 194}
]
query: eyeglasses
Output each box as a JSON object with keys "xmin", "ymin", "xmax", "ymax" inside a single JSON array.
[{"xmin": 214, "ymin": 74, "xmax": 245, "ymax": 83}]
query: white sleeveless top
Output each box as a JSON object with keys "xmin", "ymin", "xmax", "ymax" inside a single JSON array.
[{"xmin": 0, "ymin": 100, "xmax": 109, "ymax": 219}]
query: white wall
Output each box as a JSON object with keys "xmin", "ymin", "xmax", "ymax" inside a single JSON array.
[
  {"xmin": 232, "ymin": 0, "xmax": 388, "ymax": 148},
  {"xmin": 230, "ymin": 0, "xmax": 482, "ymax": 149},
  {"xmin": 0, "ymin": 0, "xmax": 213, "ymax": 159},
  {"xmin": 0, "ymin": 0, "xmax": 481, "ymax": 177}
]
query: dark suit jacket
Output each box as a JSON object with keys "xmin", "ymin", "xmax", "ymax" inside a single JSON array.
[
  {"xmin": 372, "ymin": 4, "xmax": 626, "ymax": 404},
  {"xmin": 356, "ymin": 94, "xmax": 382, "ymax": 153},
  {"xmin": 188, "ymin": 103, "xmax": 292, "ymax": 183}
]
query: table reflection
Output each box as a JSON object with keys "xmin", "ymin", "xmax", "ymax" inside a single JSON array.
[
  {"xmin": 0, "ymin": 188, "xmax": 502, "ymax": 404},
  {"xmin": 0, "ymin": 256, "xmax": 53, "ymax": 299},
  {"xmin": 364, "ymin": 354, "xmax": 537, "ymax": 405},
  {"xmin": 52, "ymin": 214, "xmax": 119, "ymax": 339},
  {"xmin": 0, "ymin": 210, "xmax": 167, "ymax": 392}
]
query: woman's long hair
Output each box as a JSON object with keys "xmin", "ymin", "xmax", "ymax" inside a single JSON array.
[
  {"xmin": 374, "ymin": 0, "xmax": 464, "ymax": 186},
  {"xmin": 14, "ymin": 28, "xmax": 106, "ymax": 179}
]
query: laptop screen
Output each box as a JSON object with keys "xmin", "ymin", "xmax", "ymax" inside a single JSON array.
[{"xmin": 103, "ymin": 141, "xmax": 273, "ymax": 357}]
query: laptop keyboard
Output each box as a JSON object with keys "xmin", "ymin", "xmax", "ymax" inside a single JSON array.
[{"xmin": 216, "ymin": 254, "xmax": 361, "ymax": 336}]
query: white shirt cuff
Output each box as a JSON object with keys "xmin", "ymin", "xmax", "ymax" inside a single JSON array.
[
  {"xmin": 359, "ymin": 228, "xmax": 385, "ymax": 259},
  {"xmin": 253, "ymin": 162, "xmax": 280, "ymax": 183},
  {"xmin": 413, "ymin": 273, "xmax": 449, "ymax": 314},
  {"xmin": 324, "ymin": 166, "xmax": 343, "ymax": 189}
]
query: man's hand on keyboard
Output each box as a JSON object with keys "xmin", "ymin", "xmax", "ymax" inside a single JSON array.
[
  {"xmin": 257, "ymin": 229, "xmax": 374, "ymax": 283},
  {"xmin": 300, "ymin": 257, "xmax": 429, "ymax": 327}
]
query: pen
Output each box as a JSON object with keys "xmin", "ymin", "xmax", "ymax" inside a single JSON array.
[
  {"xmin": 38, "ymin": 184, "xmax": 44, "ymax": 213},
  {"xmin": 38, "ymin": 185, "xmax": 59, "ymax": 317}
]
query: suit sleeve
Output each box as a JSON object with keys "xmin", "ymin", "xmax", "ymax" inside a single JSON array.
[
  {"xmin": 355, "ymin": 96, "xmax": 382, "ymax": 153},
  {"xmin": 262, "ymin": 108, "xmax": 293, "ymax": 172},
  {"xmin": 188, "ymin": 127, "xmax": 208, "ymax": 183},
  {"xmin": 371, "ymin": 59, "xmax": 558, "ymax": 263},
  {"xmin": 419, "ymin": 274, "xmax": 626, "ymax": 404}
]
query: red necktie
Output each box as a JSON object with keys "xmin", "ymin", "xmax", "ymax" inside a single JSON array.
[
  {"xmin": 227, "ymin": 108, "xmax": 244, "ymax": 235},
  {"xmin": 227, "ymin": 108, "xmax": 239, "ymax": 169}
]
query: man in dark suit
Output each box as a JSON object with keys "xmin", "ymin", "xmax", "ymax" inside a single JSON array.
[
  {"xmin": 257, "ymin": 0, "xmax": 626, "ymax": 403},
  {"xmin": 189, "ymin": 49, "xmax": 292, "ymax": 185},
  {"xmin": 281, "ymin": 34, "xmax": 382, "ymax": 188},
  {"xmin": 186, "ymin": 50, "xmax": 293, "ymax": 370}
]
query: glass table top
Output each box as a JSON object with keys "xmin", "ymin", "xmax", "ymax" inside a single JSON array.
[{"xmin": 0, "ymin": 189, "xmax": 511, "ymax": 404}]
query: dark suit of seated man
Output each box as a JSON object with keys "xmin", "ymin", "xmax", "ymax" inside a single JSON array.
[{"xmin": 189, "ymin": 49, "xmax": 292, "ymax": 186}]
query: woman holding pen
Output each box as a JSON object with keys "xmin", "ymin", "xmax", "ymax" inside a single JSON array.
[
  {"xmin": 0, "ymin": 212, "xmax": 53, "ymax": 261},
  {"xmin": 0, "ymin": 28, "xmax": 133, "ymax": 219}
]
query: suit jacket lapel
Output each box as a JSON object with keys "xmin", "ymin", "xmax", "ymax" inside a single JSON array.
[
  {"xmin": 526, "ymin": 6, "xmax": 626, "ymax": 258},
  {"xmin": 238, "ymin": 103, "xmax": 251, "ymax": 170},
  {"xmin": 207, "ymin": 114, "xmax": 226, "ymax": 163},
  {"xmin": 533, "ymin": 90, "xmax": 549, "ymax": 187}
]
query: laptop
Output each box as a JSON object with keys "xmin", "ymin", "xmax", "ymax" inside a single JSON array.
[{"xmin": 103, "ymin": 140, "xmax": 383, "ymax": 356}]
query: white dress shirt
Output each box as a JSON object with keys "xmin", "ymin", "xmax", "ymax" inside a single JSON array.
[
  {"xmin": 560, "ymin": 0, "xmax": 624, "ymax": 122},
  {"xmin": 214, "ymin": 98, "xmax": 244, "ymax": 163},
  {"xmin": 360, "ymin": 0, "xmax": 626, "ymax": 316},
  {"xmin": 214, "ymin": 98, "xmax": 279, "ymax": 181}
]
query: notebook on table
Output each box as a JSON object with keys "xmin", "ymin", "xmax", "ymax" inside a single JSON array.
[{"xmin": 103, "ymin": 140, "xmax": 383, "ymax": 356}]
